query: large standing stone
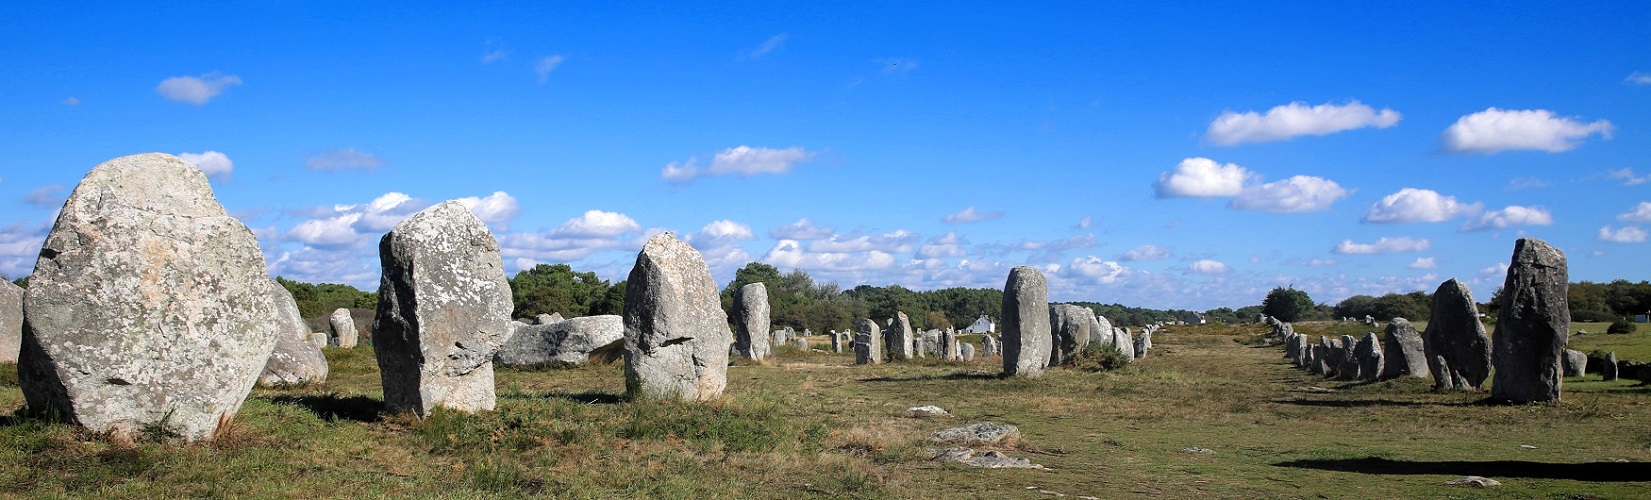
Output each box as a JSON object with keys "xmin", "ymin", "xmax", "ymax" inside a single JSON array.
[
  {"xmin": 982, "ymin": 334, "xmax": 1000, "ymax": 357},
  {"xmin": 1002, "ymin": 266, "xmax": 1052, "ymax": 378},
  {"xmin": 732, "ymin": 283, "xmax": 771, "ymax": 361},
  {"xmin": 1094, "ymin": 315, "xmax": 1114, "ymax": 347},
  {"xmin": 494, "ymin": 315, "xmax": 624, "ymax": 367},
  {"xmin": 1048, "ymin": 304, "xmax": 1094, "ymax": 367},
  {"xmin": 1134, "ymin": 329, "xmax": 1152, "ymax": 359},
  {"xmin": 1562, "ymin": 349, "xmax": 1587, "ymax": 377},
  {"xmin": 854, "ymin": 318, "xmax": 882, "ymax": 364},
  {"xmin": 1380, "ymin": 318, "xmax": 1430, "ymax": 380},
  {"xmin": 1490, "ymin": 238, "xmax": 1569, "ymax": 404},
  {"xmin": 329, "ymin": 308, "xmax": 358, "ymax": 348},
  {"xmin": 621, "ymin": 232, "xmax": 732, "ymax": 401},
  {"xmin": 886, "ymin": 311, "xmax": 915, "ymax": 361},
  {"xmin": 260, "ymin": 279, "xmax": 329, "ymax": 387},
  {"xmin": 1423, "ymin": 278, "xmax": 1492, "ymax": 390},
  {"xmin": 19, "ymin": 153, "xmax": 280, "ymax": 441},
  {"xmin": 374, "ymin": 201, "xmax": 514, "ymax": 416},
  {"xmin": 1603, "ymin": 352, "xmax": 1620, "ymax": 381},
  {"xmin": 1335, "ymin": 334, "xmax": 1361, "ymax": 380},
  {"xmin": 942, "ymin": 328, "xmax": 962, "ymax": 361},
  {"xmin": 1112, "ymin": 328, "xmax": 1135, "ymax": 360},
  {"xmin": 1354, "ymin": 333, "xmax": 1383, "ymax": 382},
  {"xmin": 0, "ymin": 279, "xmax": 20, "ymax": 363},
  {"xmin": 830, "ymin": 332, "xmax": 842, "ymax": 353}
]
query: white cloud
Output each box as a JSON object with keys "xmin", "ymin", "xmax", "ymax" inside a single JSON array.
[
  {"xmin": 156, "ymin": 73, "xmax": 242, "ymax": 105},
  {"xmin": 552, "ymin": 210, "xmax": 641, "ymax": 238},
  {"xmin": 1205, "ymin": 100, "xmax": 1400, "ymax": 146},
  {"xmin": 1627, "ymin": 72, "xmax": 1651, "ymax": 86},
  {"xmin": 1077, "ymin": 216, "xmax": 1092, "ymax": 229},
  {"xmin": 354, "ymin": 192, "xmax": 428, "ymax": 232},
  {"xmin": 284, "ymin": 192, "xmax": 443, "ymax": 248},
  {"xmin": 0, "ymin": 220, "xmax": 49, "ymax": 279},
  {"xmin": 1441, "ymin": 107, "xmax": 1613, "ymax": 153},
  {"xmin": 177, "ymin": 151, "xmax": 233, "ymax": 180},
  {"xmin": 1305, "ymin": 259, "xmax": 1338, "ymax": 267},
  {"xmin": 1333, "ymin": 236, "xmax": 1431, "ymax": 255},
  {"xmin": 1188, "ymin": 259, "xmax": 1229, "ymax": 274},
  {"xmin": 943, "ymin": 206, "xmax": 1004, "ymax": 224},
  {"xmin": 23, "ymin": 185, "xmax": 66, "ymax": 209},
  {"xmin": 768, "ymin": 218, "xmax": 835, "ymax": 240},
  {"xmin": 456, "ymin": 191, "xmax": 519, "ymax": 230},
  {"xmin": 286, "ymin": 214, "xmax": 365, "ymax": 248},
  {"xmin": 306, "ymin": 148, "xmax": 384, "ymax": 171},
  {"xmin": 696, "ymin": 220, "xmax": 754, "ymax": 241},
  {"xmin": 1120, "ymin": 244, "xmax": 1171, "ymax": 261},
  {"xmin": 1362, "ymin": 188, "xmax": 1481, "ymax": 223},
  {"xmin": 1064, "ymin": 256, "xmax": 1131, "ymax": 284},
  {"xmin": 268, "ymin": 247, "xmax": 378, "ymax": 286},
  {"xmin": 535, "ymin": 55, "xmax": 565, "ymax": 83},
  {"xmin": 1617, "ymin": 202, "xmax": 1651, "ymax": 222},
  {"xmin": 662, "ymin": 145, "xmax": 816, "ymax": 184},
  {"xmin": 1154, "ymin": 157, "xmax": 1253, "ymax": 198},
  {"xmin": 762, "ymin": 239, "xmax": 896, "ymax": 271},
  {"xmin": 747, "ymin": 34, "xmax": 788, "ymax": 59},
  {"xmin": 809, "ymin": 230, "xmax": 917, "ymax": 254},
  {"xmin": 1598, "ymin": 225, "xmax": 1647, "ymax": 243},
  {"xmin": 683, "ymin": 220, "xmax": 755, "ymax": 270},
  {"xmin": 1607, "ymin": 168, "xmax": 1650, "ymax": 186},
  {"xmin": 1462, "ymin": 205, "xmax": 1553, "ymax": 231},
  {"xmin": 1408, "ymin": 257, "xmax": 1438, "ymax": 269},
  {"xmin": 916, "ymin": 232, "xmax": 967, "ymax": 259},
  {"xmin": 1230, "ymin": 175, "xmax": 1348, "ymax": 213}
]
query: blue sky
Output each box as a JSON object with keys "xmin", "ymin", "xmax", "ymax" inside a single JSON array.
[{"xmin": 1, "ymin": 2, "xmax": 1647, "ymax": 311}]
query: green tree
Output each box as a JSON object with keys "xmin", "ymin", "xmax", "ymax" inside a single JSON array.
[
  {"xmin": 1262, "ymin": 287, "xmax": 1315, "ymax": 322},
  {"xmin": 508, "ymin": 263, "xmax": 614, "ymax": 319}
]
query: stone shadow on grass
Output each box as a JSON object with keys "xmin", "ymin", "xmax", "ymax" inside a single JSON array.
[
  {"xmin": 1270, "ymin": 398, "xmax": 1484, "ymax": 408},
  {"xmin": 860, "ymin": 371, "xmax": 1002, "ymax": 383},
  {"xmin": 1274, "ymin": 457, "xmax": 1651, "ymax": 482},
  {"xmin": 519, "ymin": 390, "xmax": 625, "ymax": 405},
  {"xmin": 267, "ymin": 394, "xmax": 383, "ymax": 422}
]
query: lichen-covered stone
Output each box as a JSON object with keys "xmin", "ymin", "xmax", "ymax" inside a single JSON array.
[
  {"xmin": 1490, "ymin": 238, "xmax": 1569, "ymax": 403},
  {"xmin": 621, "ymin": 232, "xmax": 732, "ymax": 401},
  {"xmin": 1424, "ymin": 278, "xmax": 1491, "ymax": 390},
  {"xmin": 494, "ymin": 315, "xmax": 623, "ymax": 367},
  {"xmin": 0, "ymin": 279, "xmax": 20, "ymax": 363},
  {"xmin": 260, "ymin": 279, "xmax": 329, "ymax": 387},
  {"xmin": 19, "ymin": 153, "xmax": 280, "ymax": 441},
  {"xmin": 885, "ymin": 311, "xmax": 914, "ymax": 361},
  {"xmin": 1380, "ymin": 318, "xmax": 1430, "ymax": 380},
  {"xmin": 1562, "ymin": 349, "xmax": 1587, "ymax": 377},
  {"xmin": 1002, "ymin": 267, "xmax": 1051, "ymax": 377},
  {"xmin": 329, "ymin": 308, "xmax": 358, "ymax": 348},
  {"xmin": 1048, "ymin": 304, "xmax": 1093, "ymax": 366},
  {"xmin": 1354, "ymin": 332, "xmax": 1383, "ymax": 382},
  {"xmin": 373, "ymin": 201, "xmax": 513, "ymax": 416},
  {"xmin": 854, "ymin": 318, "xmax": 882, "ymax": 364},
  {"xmin": 732, "ymin": 283, "xmax": 771, "ymax": 361}
]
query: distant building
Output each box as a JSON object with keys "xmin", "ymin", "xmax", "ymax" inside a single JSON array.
[
  {"xmin": 964, "ymin": 314, "xmax": 995, "ymax": 334},
  {"xmin": 1637, "ymin": 314, "xmax": 1649, "ymax": 324},
  {"xmin": 1185, "ymin": 312, "xmax": 1205, "ymax": 325}
]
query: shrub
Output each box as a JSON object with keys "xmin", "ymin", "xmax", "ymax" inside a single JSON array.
[
  {"xmin": 1073, "ymin": 342, "xmax": 1131, "ymax": 372},
  {"xmin": 1608, "ymin": 319, "xmax": 1637, "ymax": 334}
]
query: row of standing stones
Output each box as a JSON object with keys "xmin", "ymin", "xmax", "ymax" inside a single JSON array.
[{"xmin": 1273, "ymin": 238, "xmax": 1578, "ymax": 403}]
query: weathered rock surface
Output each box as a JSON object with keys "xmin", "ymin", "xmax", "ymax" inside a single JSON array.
[
  {"xmin": 1603, "ymin": 352, "xmax": 1620, "ymax": 381},
  {"xmin": 329, "ymin": 308, "xmax": 358, "ymax": 348},
  {"xmin": 374, "ymin": 201, "xmax": 513, "ymax": 416},
  {"xmin": 1113, "ymin": 327, "xmax": 1135, "ymax": 360},
  {"xmin": 1562, "ymin": 349, "xmax": 1587, "ymax": 377},
  {"xmin": 535, "ymin": 312, "xmax": 564, "ymax": 325},
  {"xmin": 1490, "ymin": 238, "xmax": 1569, "ymax": 403},
  {"xmin": 930, "ymin": 422, "xmax": 1021, "ymax": 445},
  {"xmin": 0, "ymin": 279, "xmax": 20, "ymax": 363},
  {"xmin": 1094, "ymin": 315, "xmax": 1114, "ymax": 347},
  {"xmin": 1048, "ymin": 304, "xmax": 1093, "ymax": 367},
  {"xmin": 1134, "ymin": 329, "xmax": 1153, "ymax": 359},
  {"xmin": 260, "ymin": 279, "xmax": 329, "ymax": 387},
  {"xmin": 494, "ymin": 315, "xmax": 623, "ymax": 367},
  {"xmin": 942, "ymin": 328, "xmax": 962, "ymax": 361},
  {"xmin": 1002, "ymin": 266, "xmax": 1051, "ymax": 377},
  {"xmin": 928, "ymin": 447, "xmax": 1044, "ymax": 469},
  {"xmin": 19, "ymin": 153, "xmax": 280, "ymax": 441},
  {"xmin": 1424, "ymin": 278, "xmax": 1492, "ymax": 390},
  {"xmin": 982, "ymin": 334, "xmax": 1000, "ymax": 357},
  {"xmin": 621, "ymin": 232, "xmax": 732, "ymax": 401},
  {"xmin": 1354, "ymin": 332, "xmax": 1384, "ymax": 382},
  {"xmin": 886, "ymin": 311, "xmax": 914, "ymax": 361},
  {"xmin": 961, "ymin": 342, "xmax": 976, "ymax": 361},
  {"xmin": 1336, "ymin": 334, "xmax": 1361, "ymax": 380},
  {"xmin": 830, "ymin": 332, "xmax": 843, "ymax": 353},
  {"xmin": 1380, "ymin": 318, "xmax": 1430, "ymax": 380},
  {"xmin": 732, "ymin": 283, "xmax": 771, "ymax": 361},
  {"xmin": 855, "ymin": 318, "xmax": 882, "ymax": 364}
]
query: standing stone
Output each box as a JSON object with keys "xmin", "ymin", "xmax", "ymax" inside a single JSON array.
[
  {"xmin": 1423, "ymin": 278, "xmax": 1492, "ymax": 391},
  {"xmin": 854, "ymin": 319, "xmax": 882, "ymax": 364},
  {"xmin": 1336, "ymin": 335, "xmax": 1361, "ymax": 380},
  {"xmin": 1562, "ymin": 349, "xmax": 1587, "ymax": 377},
  {"xmin": 329, "ymin": 308, "xmax": 358, "ymax": 348},
  {"xmin": 1380, "ymin": 318, "xmax": 1430, "ymax": 380},
  {"xmin": 983, "ymin": 334, "xmax": 1000, "ymax": 356},
  {"xmin": 1354, "ymin": 332, "xmax": 1383, "ymax": 382},
  {"xmin": 1490, "ymin": 238, "xmax": 1570, "ymax": 403},
  {"xmin": 1094, "ymin": 315, "xmax": 1114, "ymax": 347},
  {"xmin": 19, "ymin": 153, "xmax": 280, "ymax": 441},
  {"xmin": 1603, "ymin": 352, "xmax": 1620, "ymax": 381},
  {"xmin": 1133, "ymin": 328, "xmax": 1152, "ymax": 359},
  {"xmin": 732, "ymin": 282, "xmax": 771, "ymax": 361},
  {"xmin": 1048, "ymin": 304, "xmax": 1094, "ymax": 367},
  {"xmin": 792, "ymin": 338, "xmax": 810, "ymax": 351},
  {"xmin": 1303, "ymin": 342, "xmax": 1319, "ymax": 373},
  {"xmin": 0, "ymin": 279, "xmax": 20, "ymax": 363},
  {"xmin": 942, "ymin": 328, "xmax": 963, "ymax": 361},
  {"xmin": 494, "ymin": 315, "xmax": 624, "ymax": 367},
  {"xmin": 886, "ymin": 312, "xmax": 915, "ymax": 361},
  {"xmin": 1112, "ymin": 328, "xmax": 1135, "ymax": 360},
  {"xmin": 922, "ymin": 330, "xmax": 943, "ymax": 356},
  {"xmin": 961, "ymin": 342, "xmax": 976, "ymax": 361},
  {"xmin": 621, "ymin": 233, "xmax": 732, "ymax": 401},
  {"xmin": 830, "ymin": 332, "xmax": 843, "ymax": 353},
  {"xmin": 374, "ymin": 201, "xmax": 513, "ymax": 416},
  {"xmin": 535, "ymin": 312, "xmax": 564, "ymax": 325},
  {"xmin": 1002, "ymin": 267, "xmax": 1052, "ymax": 377},
  {"xmin": 1310, "ymin": 343, "xmax": 1329, "ymax": 375},
  {"xmin": 260, "ymin": 279, "xmax": 329, "ymax": 387},
  {"xmin": 309, "ymin": 332, "xmax": 329, "ymax": 349},
  {"xmin": 1291, "ymin": 333, "xmax": 1310, "ymax": 368}
]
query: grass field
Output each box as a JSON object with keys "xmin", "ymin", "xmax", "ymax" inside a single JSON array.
[{"xmin": 2, "ymin": 321, "xmax": 1650, "ymax": 498}]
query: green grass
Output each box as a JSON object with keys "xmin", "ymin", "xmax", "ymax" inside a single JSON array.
[{"xmin": 2, "ymin": 322, "xmax": 1651, "ymax": 497}]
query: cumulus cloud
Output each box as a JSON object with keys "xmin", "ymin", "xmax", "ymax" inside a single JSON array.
[
  {"xmin": 1462, "ymin": 205, "xmax": 1553, "ymax": 231},
  {"xmin": 1077, "ymin": 216, "xmax": 1092, "ymax": 229},
  {"xmin": 177, "ymin": 151, "xmax": 233, "ymax": 180},
  {"xmin": 23, "ymin": 185, "xmax": 67, "ymax": 209},
  {"xmin": 1064, "ymin": 256, "xmax": 1132, "ymax": 284},
  {"xmin": 1154, "ymin": 157, "xmax": 1253, "ymax": 198},
  {"xmin": 683, "ymin": 220, "xmax": 755, "ymax": 270},
  {"xmin": 1304, "ymin": 258, "xmax": 1338, "ymax": 267},
  {"xmin": 552, "ymin": 210, "xmax": 641, "ymax": 238},
  {"xmin": 943, "ymin": 206, "xmax": 1004, "ymax": 224},
  {"xmin": 1617, "ymin": 202, "xmax": 1651, "ymax": 222},
  {"xmin": 916, "ymin": 232, "xmax": 967, "ymax": 259},
  {"xmin": 809, "ymin": 229, "xmax": 917, "ymax": 254},
  {"xmin": 285, "ymin": 192, "xmax": 435, "ymax": 248},
  {"xmin": 662, "ymin": 145, "xmax": 816, "ymax": 184},
  {"xmin": 268, "ymin": 247, "xmax": 378, "ymax": 286},
  {"xmin": 1230, "ymin": 175, "xmax": 1348, "ymax": 213},
  {"xmin": 769, "ymin": 218, "xmax": 835, "ymax": 240},
  {"xmin": 535, "ymin": 55, "xmax": 565, "ymax": 83},
  {"xmin": 156, "ymin": 72, "xmax": 242, "ymax": 105},
  {"xmin": 1205, "ymin": 100, "xmax": 1400, "ymax": 146},
  {"xmin": 1187, "ymin": 259, "xmax": 1229, "ymax": 274},
  {"xmin": 1120, "ymin": 244, "xmax": 1171, "ymax": 261},
  {"xmin": 1408, "ymin": 257, "xmax": 1437, "ymax": 269},
  {"xmin": 1441, "ymin": 108, "xmax": 1613, "ymax": 153},
  {"xmin": 306, "ymin": 148, "xmax": 384, "ymax": 171},
  {"xmin": 1598, "ymin": 225, "xmax": 1647, "ymax": 243},
  {"xmin": 0, "ymin": 220, "xmax": 49, "ymax": 279},
  {"xmin": 1627, "ymin": 72, "xmax": 1651, "ymax": 86},
  {"xmin": 1606, "ymin": 168, "xmax": 1650, "ymax": 186},
  {"xmin": 1333, "ymin": 236, "xmax": 1431, "ymax": 255},
  {"xmin": 763, "ymin": 239, "xmax": 896, "ymax": 272},
  {"xmin": 1362, "ymin": 188, "xmax": 1481, "ymax": 223},
  {"xmin": 746, "ymin": 34, "xmax": 788, "ymax": 59},
  {"xmin": 456, "ymin": 191, "xmax": 520, "ymax": 230}
]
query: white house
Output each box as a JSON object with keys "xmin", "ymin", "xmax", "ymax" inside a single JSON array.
[{"xmin": 964, "ymin": 314, "xmax": 995, "ymax": 334}]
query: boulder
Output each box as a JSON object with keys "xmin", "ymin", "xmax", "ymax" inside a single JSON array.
[
  {"xmin": 982, "ymin": 334, "xmax": 1000, "ymax": 357},
  {"xmin": 621, "ymin": 232, "xmax": 732, "ymax": 401},
  {"xmin": 1423, "ymin": 278, "xmax": 1492, "ymax": 390},
  {"xmin": 19, "ymin": 153, "xmax": 280, "ymax": 441},
  {"xmin": 1094, "ymin": 315, "xmax": 1115, "ymax": 346},
  {"xmin": 329, "ymin": 308, "xmax": 358, "ymax": 348},
  {"xmin": 1001, "ymin": 266, "xmax": 1051, "ymax": 378},
  {"xmin": 374, "ymin": 201, "xmax": 513, "ymax": 416},
  {"xmin": 1603, "ymin": 352, "xmax": 1619, "ymax": 381},
  {"xmin": 0, "ymin": 279, "xmax": 20, "ymax": 363},
  {"xmin": 494, "ymin": 315, "xmax": 624, "ymax": 367},
  {"xmin": 1354, "ymin": 332, "xmax": 1383, "ymax": 382},
  {"xmin": 259, "ymin": 279, "xmax": 329, "ymax": 387},
  {"xmin": 885, "ymin": 311, "xmax": 914, "ymax": 361},
  {"xmin": 732, "ymin": 283, "xmax": 771, "ymax": 361},
  {"xmin": 1562, "ymin": 349, "xmax": 1587, "ymax": 377},
  {"xmin": 961, "ymin": 342, "xmax": 976, "ymax": 361},
  {"xmin": 535, "ymin": 312, "xmax": 564, "ymax": 325},
  {"xmin": 930, "ymin": 422, "xmax": 1021, "ymax": 445},
  {"xmin": 1048, "ymin": 304, "xmax": 1094, "ymax": 366},
  {"xmin": 854, "ymin": 318, "xmax": 882, "ymax": 364},
  {"xmin": 1380, "ymin": 318, "xmax": 1430, "ymax": 380},
  {"xmin": 309, "ymin": 332, "xmax": 329, "ymax": 349},
  {"xmin": 1490, "ymin": 238, "xmax": 1569, "ymax": 403}
]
